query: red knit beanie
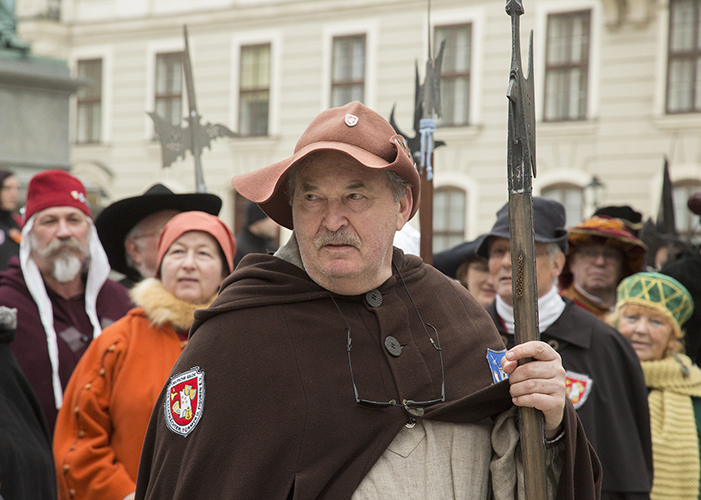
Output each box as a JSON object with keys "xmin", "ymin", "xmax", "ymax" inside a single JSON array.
[
  {"xmin": 23, "ymin": 170, "xmax": 91, "ymax": 225},
  {"xmin": 156, "ymin": 211, "xmax": 236, "ymax": 274}
]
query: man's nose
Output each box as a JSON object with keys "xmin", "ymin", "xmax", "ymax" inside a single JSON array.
[
  {"xmin": 322, "ymin": 200, "xmax": 348, "ymax": 232},
  {"xmin": 56, "ymin": 219, "xmax": 72, "ymax": 238},
  {"xmin": 500, "ymin": 250, "xmax": 512, "ymax": 268}
]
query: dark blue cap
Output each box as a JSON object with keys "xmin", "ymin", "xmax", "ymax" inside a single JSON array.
[{"xmin": 476, "ymin": 197, "xmax": 569, "ymax": 258}]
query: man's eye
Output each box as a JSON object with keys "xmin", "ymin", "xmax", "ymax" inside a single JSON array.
[
  {"xmin": 348, "ymin": 193, "xmax": 364, "ymax": 200},
  {"xmin": 304, "ymin": 194, "xmax": 318, "ymax": 201}
]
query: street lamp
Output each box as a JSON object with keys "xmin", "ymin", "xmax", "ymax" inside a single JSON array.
[{"xmin": 586, "ymin": 176, "xmax": 606, "ymax": 210}]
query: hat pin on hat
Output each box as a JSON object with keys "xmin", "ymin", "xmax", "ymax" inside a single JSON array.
[{"xmin": 345, "ymin": 113, "xmax": 359, "ymax": 127}]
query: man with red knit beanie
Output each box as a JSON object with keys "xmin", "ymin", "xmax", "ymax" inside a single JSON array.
[{"xmin": 0, "ymin": 170, "xmax": 132, "ymax": 434}]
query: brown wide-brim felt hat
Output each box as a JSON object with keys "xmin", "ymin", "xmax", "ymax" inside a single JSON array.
[
  {"xmin": 559, "ymin": 215, "xmax": 648, "ymax": 290},
  {"xmin": 231, "ymin": 101, "xmax": 420, "ymax": 229}
]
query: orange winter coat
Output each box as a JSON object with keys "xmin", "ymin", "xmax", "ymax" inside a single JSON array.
[{"xmin": 53, "ymin": 278, "xmax": 215, "ymax": 500}]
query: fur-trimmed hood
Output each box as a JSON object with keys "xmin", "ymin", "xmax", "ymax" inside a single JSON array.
[{"xmin": 130, "ymin": 278, "xmax": 216, "ymax": 331}]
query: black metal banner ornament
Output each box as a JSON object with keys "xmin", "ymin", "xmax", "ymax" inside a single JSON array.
[
  {"xmin": 505, "ymin": 0, "xmax": 548, "ymax": 498},
  {"xmin": 388, "ymin": 0, "xmax": 446, "ymax": 264},
  {"xmin": 148, "ymin": 25, "xmax": 236, "ymax": 193}
]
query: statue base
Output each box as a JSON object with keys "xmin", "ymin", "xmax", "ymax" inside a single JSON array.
[{"xmin": 0, "ymin": 51, "xmax": 81, "ymax": 183}]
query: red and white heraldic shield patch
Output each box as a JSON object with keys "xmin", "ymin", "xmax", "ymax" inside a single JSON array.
[
  {"xmin": 565, "ymin": 371, "xmax": 593, "ymax": 410},
  {"xmin": 165, "ymin": 366, "xmax": 205, "ymax": 437}
]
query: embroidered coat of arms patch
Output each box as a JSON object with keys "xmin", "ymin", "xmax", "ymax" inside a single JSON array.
[{"xmin": 165, "ymin": 366, "xmax": 205, "ymax": 437}]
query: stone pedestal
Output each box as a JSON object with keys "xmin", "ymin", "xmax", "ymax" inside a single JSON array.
[{"xmin": 0, "ymin": 50, "xmax": 80, "ymax": 184}]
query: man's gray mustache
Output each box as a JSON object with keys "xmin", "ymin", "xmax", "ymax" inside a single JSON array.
[
  {"xmin": 314, "ymin": 230, "xmax": 361, "ymax": 250},
  {"xmin": 35, "ymin": 237, "xmax": 87, "ymax": 258}
]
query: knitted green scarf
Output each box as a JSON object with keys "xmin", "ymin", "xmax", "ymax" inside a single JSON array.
[{"xmin": 642, "ymin": 354, "xmax": 701, "ymax": 500}]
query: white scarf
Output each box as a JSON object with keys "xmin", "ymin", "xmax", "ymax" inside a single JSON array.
[
  {"xmin": 20, "ymin": 215, "xmax": 110, "ymax": 410},
  {"xmin": 495, "ymin": 285, "xmax": 566, "ymax": 334}
]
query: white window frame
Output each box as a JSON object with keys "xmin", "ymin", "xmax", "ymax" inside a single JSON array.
[
  {"xmin": 433, "ymin": 171, "xmax": 480, "ymax": 241},
  {"xmin": 321, "ymin": 20, "xmax": 378, "ymax": 111},
  {"xmin": 69, "ymin": 46, "xmax": 113, "ymax": 144},
  {"xmin": 429, "ymin": 6, "xmax": 485, "ymax": 128},
  {"xmin": 533, "ymin": 168, "xmax": 591, "ymax": 217},
  {"xmin": 230, "ymin": 29, "xmax": 282, "ymax": 137},
  {"xmin": 535, "ymin": 1, "xmax": 601, "ymax": 123},
  {"xmin": 145, "ymin": 38, "xmax": 187, "ymax": 139}
]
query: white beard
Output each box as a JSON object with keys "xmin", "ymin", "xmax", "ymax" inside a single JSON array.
[{"xmin": 52, "ymin": 254, "xmax": 84, "ymax": 282}]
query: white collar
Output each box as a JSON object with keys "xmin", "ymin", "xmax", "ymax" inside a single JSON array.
[{"xmin": 495, "ymin": 285, "xmax": 565, "ymax": 334}]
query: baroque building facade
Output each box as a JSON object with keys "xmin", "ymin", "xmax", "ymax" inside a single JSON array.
[{"xmin": 15, "ymin": 0, "xmax": 701, "ymax": 249}]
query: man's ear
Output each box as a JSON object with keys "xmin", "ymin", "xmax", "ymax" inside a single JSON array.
[
  {"xmin": 396, "ymin": 187, "xmax": 413, "ymax": 231},
  {"xmin": 124, "ymin": 239, "xmax": 143, "ymax": 265},
  {"xmin": 552, "ymin": 251, "xmax": 566, "ymax": 278}
]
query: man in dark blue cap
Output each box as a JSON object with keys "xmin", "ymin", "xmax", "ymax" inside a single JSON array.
[{"xmin": 479, "ymin": 197, "xmax": 653, "ymax": 500}]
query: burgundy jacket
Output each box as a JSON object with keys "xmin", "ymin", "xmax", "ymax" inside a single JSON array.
[
  {"xmin": 0, "ymin": 258, "xmax": 133, "ymax": 432},
  {"xmin": 136, "ymin": 250, "xmax": 601, "ymax": 500}
]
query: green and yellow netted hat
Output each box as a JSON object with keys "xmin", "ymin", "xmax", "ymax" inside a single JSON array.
[{"xmin": 616, "ymin": 272, "xmax": 694, "ymax": 338}]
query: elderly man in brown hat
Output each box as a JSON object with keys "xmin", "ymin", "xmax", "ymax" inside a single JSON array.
[
  {"xmin": 560, "ymin": 216, "xmax": 647, "ymax": 320},
  {"xmin": 135, "ymin": 102, "xmax": 600, "ymax": 500}
]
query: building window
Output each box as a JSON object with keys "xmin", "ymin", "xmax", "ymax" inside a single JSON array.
[
  {"xmin": 667, "ymin": 0, "xmax": 701, "ymax": 113},
  {"xmin": 155, "ymin": 52, "xmax": 183, "ymax": 127},
  {"xmin": 543, "ymin": 10, "xmax": 590, "ymax": 122},
  {"xmin": 331, "ymin": 35, "xmax": 365, "ymax": 108},
  {"xmin": 541, "ymin": 184, "xmax": 583, "ymax": 227},
  {"xmin": 433, "ymin": 186, "xmax": 466, "ymax": 252},
  {"xmin": 674, "ymin": 181, "xmax": 701, "ymax": 241},
  {"xmin": 239, "ymin": 43, "xmax": 271, "ymax": 137},
  {"xmin": 76, "ymin": 59, "xmax": 102, "ymax": 144},
  {"xmin": 435, "ymin": 24, "xmax": 471, "ymax": 127}
]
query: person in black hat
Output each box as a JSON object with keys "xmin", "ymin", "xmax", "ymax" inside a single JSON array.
[
  {"xmin": 95, "ymin": 184, "xmax": 222, "ymax": 288},
  {"xmin": 479, "ymin": 197, "xmax": 653, "ymax": 500},
  {"xmin": 0, "ymin": 170, "xmax": 20, "ymax": 271},
  {"xmin": 233, "ymin": 201, "xmax": 279, "ymax": 267},
  {"xmin": 432, "ymin": 235, "xmax": 495, "ymax": 308},
  {"xmin": 593, "ymin": 205, "xmax": 644, "ymax": 238}
]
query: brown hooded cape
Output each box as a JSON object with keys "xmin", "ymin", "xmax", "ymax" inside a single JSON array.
[{"xmin": 135, "ymin": 250, "xmax": 601, "ymax": 499}]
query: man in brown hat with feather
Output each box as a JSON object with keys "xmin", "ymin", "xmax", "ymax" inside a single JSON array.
[{"xmin": 135, "ymin": 102, "xmax": 600, "ymax": 500}]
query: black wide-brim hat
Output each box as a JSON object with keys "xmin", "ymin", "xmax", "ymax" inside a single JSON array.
[
  {"xmin": 95, "ymin": 184, "xmax": 222, "ymax": 278},
  {"xmin": 433, "ymin": 235, "xmax": 487, "ymax": 279}
]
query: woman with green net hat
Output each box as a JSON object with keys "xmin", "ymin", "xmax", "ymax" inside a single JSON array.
[{"xmin": 611, "ymin": 272, "xmax": 699, "ymax": 500}]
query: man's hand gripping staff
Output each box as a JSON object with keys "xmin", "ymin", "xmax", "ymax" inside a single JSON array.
[{"xmin": 502, "ymin": 341, "xmax": 567, "ymax": 440}]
